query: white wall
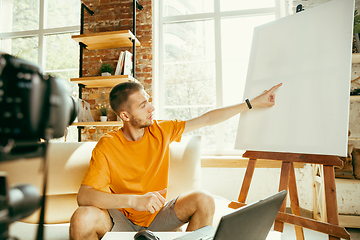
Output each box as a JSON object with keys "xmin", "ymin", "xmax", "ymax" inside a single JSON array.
[
  {"xmin": 201, "ymin": 164, "xmax": 314, "ymax": 211},
  {"xmin": 201, "ymin": 164, "xmax": 360, "ymax": 215}
]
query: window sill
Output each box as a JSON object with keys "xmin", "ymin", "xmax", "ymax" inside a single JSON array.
[{"xmin": 201, "ymin": 156, "xmax": 304, "ymax": 168}]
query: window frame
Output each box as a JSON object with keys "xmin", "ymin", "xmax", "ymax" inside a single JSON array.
[
  {"xmin": 0, "ymin": 0, "xmax": 80, "ymax": 74},
  {"xmin": 154, "ymin": 0, "xmax": 289, "ymax": 156}
]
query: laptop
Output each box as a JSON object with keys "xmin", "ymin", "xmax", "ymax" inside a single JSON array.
[{"xmin": 174, "ymin": 190, "xmax": 287, "ymax": 240}]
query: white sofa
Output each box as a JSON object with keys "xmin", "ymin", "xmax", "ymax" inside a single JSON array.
[{"xmin": 1, "ymin": 135, "xmax": 232, "ymax": 240}]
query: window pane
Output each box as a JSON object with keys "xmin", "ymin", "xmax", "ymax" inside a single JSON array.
[
  {"xmin": 163, "ymin": 20, "xmax": 216, "ymax": 107},
  {"xmin": 164, "ymin": 21, "xmax": 215, "ymax": 63},
  {"xmin": 47, "ymin": 69, "xmax": 78, "ymax": 89},
  {"xmin": 45, "ymin": 32, "xmax": 79, "ymax": 71},
  {"xmin": 221, "ymin": 15, "xmax": 276, "ymax": 151},
  {"xmin": 0, "ymin": 0, "xmax": 39, "ymax": 32},
  {"xmin": 220, "ymin": 0, "xmax": 275, "ymax": 11},
  {"xmin": 46, "ymin": 0, "xmax": 80, "ymax": 28},
  {"xmin": 221, "ymin": 15, "xmax": 276, "ymax": 105},
  {"xmin": 47, "ymin": 69, "xmax": 78, "ymax": 80},
  {"xmin": 0, "ymin": 36, "xmax": 38, "ymax": 64},
  {"xmin": 164, "ymin": 107, "xmax": 216, "ymax": 150},
  {"xmin": 164, "ymin": 62, "xmax": 216, "ymax": 106},
  {"xmin": 163, "ymin": 0, "xmax": 213, "ymax": 17}
]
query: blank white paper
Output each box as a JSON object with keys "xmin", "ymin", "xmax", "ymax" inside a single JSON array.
[{"xmin": 235, "ymin": 0, "xmax": 354, "ymax": 157}]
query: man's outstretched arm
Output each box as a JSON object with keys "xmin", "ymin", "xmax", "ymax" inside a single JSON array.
[{"xmin": 183, "ymin": 83, "xmax": 282, "ymax": 134}]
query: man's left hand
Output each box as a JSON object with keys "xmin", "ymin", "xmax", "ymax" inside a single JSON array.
[{"xmin": 250, "ymin": 83, "xmax": 282, "ymax": 108}]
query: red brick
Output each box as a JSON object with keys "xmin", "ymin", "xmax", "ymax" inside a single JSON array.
[
  {"xmin": 89, "ymin": 56, "xmax": 101, "ymax": 62},
  {"xmin": 89, "ymin": 68, "xmax": 100, "ymax": 75},
  {"xmin": 88, "ymin": 129, "xmax": 96, "ymax": 134},
  {"xmin": 142, "ymin": 66, "xmax": 152, "ymax": 73}
]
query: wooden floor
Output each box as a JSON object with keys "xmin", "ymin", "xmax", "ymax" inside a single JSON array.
[{"xmin": 281, "ymin": 224, "xmax": 360, "ymax": 240}]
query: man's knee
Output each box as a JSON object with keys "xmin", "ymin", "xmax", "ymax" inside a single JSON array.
[
  {"xmin": 191, "ymin": 191, "xmax": 215, "ymax": 214},
  {"xmin": 71, "ymin": 206, "xmax": 98, "ymax": 226},
  {"xmin": 70, "ymin": 206, "xmax": 112, "ymax": 240}
]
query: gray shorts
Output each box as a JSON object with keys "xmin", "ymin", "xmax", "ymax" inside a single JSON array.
[{"xmin": 108, "ymin": 197, "xmax": 186, "ymax": 232}]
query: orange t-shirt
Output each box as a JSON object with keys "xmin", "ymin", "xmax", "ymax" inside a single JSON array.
[{"xmin": 81, "ymin": 120, "xmax": 186, "ymax": 227}]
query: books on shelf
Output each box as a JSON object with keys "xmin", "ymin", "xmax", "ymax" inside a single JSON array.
[
  {"xmin": 115, "ymin": 51, "xmax": 125, "ymax": 75},
  {"xmin": 123, "ymin": 50, "xmax": 133, "ymax": 75},
  {"xmin": 115, "ymin": 50, "xmax": 133, "ymax": 76}
]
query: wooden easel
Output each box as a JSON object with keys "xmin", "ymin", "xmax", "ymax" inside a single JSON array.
[{"xmin": 228, "ymin": 151, "xmax": 350, "ymax": 240}]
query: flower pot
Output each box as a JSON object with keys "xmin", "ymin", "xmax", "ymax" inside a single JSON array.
[
  {"xmin": 101, "ymin": 72, "xmax": 111, "ymax": 76},
  {"xmin": 100, "ymin": 116, "xmax": 107, "ymax": 122}
]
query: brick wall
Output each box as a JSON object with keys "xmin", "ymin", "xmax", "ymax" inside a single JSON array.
[{"xmin": 79, "ymin": 0, "xmax": 152, "ymax": 141}]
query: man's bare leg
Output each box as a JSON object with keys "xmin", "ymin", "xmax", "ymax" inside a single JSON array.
[
  {"xmin": 70, "ymin": 206, "xmax": 113, "ymax": 240},
  {"xmin": 174, "ymin": 191, "xmax": 215, "ymax": 231}
]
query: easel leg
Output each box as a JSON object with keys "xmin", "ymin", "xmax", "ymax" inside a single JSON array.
[
  {"xmin": 323, "ymin": 165, "xmax": 340, "ymax": 240},
  {"xmin": 289, "ymin": 162, "xmax": 305, "ymax": 240},
  {"xmin": 238, "ymin": 158, "xmax": 257, "ymax": 203},
  {"xmin": 274, "ymin": 161, "xmax": 291, "ymax": 232}
]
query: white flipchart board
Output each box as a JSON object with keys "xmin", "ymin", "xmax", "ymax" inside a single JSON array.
[{"xmin": 235, "ymin": 0, "xmax": 354, "ymax": 157}]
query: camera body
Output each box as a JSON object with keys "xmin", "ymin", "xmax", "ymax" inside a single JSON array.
[
  {"xmin": 0, "ymin": 53, "xmax": 78, "ymax": 239},
  {"xmin": 0, "ymin": 54, "xmax": 77, "ymax": 155}
]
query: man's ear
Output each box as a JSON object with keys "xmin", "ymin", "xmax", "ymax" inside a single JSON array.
[{"xmin": 119, "ymin": 111, "xmax": 130, "ymax": 122}]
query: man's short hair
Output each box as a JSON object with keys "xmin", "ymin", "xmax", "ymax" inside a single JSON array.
[{"xmin": 110, "ymin": 81, "xmax": 144, "ymax": 115}]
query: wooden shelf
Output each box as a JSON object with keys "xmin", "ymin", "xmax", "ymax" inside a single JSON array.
[
  {"xmin": 350, "ymin": 95, "xmax": 360, "ymax": 101},
  {"xmin": 72, "ymin": 121, "xmax": 123, "ymax": 127},
  {"xmin": 338, "ymin": 214, "xmax": 360, "ymax": 228},
  {"xmin": 353, "ymin": 53, "xmax": 360, "ymax": 63},
  {"xmin": 72, "ymin": 30, "xmax": 141, "ymax": 50},
  {"xmin": 70, "ymin": 75, "xmax": 135, "ymax": 88}
]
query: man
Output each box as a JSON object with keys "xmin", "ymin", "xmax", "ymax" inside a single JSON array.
[{"xmin": 70, "ymin": 81, "xmax": 282, "ymax": 240}]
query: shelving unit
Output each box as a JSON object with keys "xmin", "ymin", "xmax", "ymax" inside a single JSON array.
[
  {"xmin": 350, "ymin": 54, "xmax": 360, "ymax": 140},
  {"xmin": 313, "ymin": 53, "xmax": 360, "ymax": 228},
  {"xmin": 71, "ymin": 1, "xmax": 142, "ymax": 141}
]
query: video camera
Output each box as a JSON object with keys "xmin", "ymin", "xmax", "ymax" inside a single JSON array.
[{"xmin": 0, "ymin": 54, "xmax": 78, "ymax": 240}]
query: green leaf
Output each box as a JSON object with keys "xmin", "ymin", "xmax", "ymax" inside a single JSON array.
[{"xmin": 355, "ymin": 25, "xmax": 360, "ymax": 34}]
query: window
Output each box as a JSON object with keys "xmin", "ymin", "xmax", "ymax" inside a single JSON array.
[
  {"xmin": 0, "ymin": 0, "xmax": 80, "ymax": 141},
  {"xmin": 155, "ymin": 0, "xmax": 285, "ymax": 155}
]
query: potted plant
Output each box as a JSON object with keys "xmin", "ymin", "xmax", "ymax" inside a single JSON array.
[
  {"xmin": 100, "ymin": 63, "xmax": 113, "ymax": 76},
  {"xmin": 353, "ymin": 10, "xmax": 360, "ymax": 53},
  {"xmin": 96, "ymin": 104, "xmax": 108, "ymax": 122}
]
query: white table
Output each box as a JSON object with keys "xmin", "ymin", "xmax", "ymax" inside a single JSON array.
[{"xmin": 102, "ymin": 231, "xmax": 282, "ymax": 240}]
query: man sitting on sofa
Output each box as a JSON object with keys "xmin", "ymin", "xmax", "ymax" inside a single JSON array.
[{"xmin": 70, "ymin": 81, "xmax": 282, "ymax": 240}]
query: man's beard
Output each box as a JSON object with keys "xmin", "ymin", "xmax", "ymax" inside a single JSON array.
[{"xmin": 130, "ymin": 115, "xmax": 153, "ymax": 129}]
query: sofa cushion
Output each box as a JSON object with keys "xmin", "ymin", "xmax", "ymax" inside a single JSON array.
[
  {"xmin": 45, "ymin": 142, "xmax": 97, "ymax": 195},
  {"xmin": 21, "ymin": 194, "xmax": 78, "ymax": 224},
  {"xmin": 167, "ymin": 135, "xmax": 202, "ymax": 200},
  {"xmin": 0, "ymin": 142, "xmax": 97, "ymax": 195},
  {"xmin": 1, "ymin": 142, "xmax": 97, "ymax": 224}
]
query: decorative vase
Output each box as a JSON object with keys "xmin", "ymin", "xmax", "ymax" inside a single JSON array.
[
  {"xmin": 100, "ymin": 116, "xmax": 107, "ymax": 122},
  {"xmin": 101, "ymin": 72, "xmax": 111, "ymax": 76}
]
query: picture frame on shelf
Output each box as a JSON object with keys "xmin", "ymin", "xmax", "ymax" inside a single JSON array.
[{"xmin": 77, "ymin": 99, "xmax": 94, "ymax": 122}]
